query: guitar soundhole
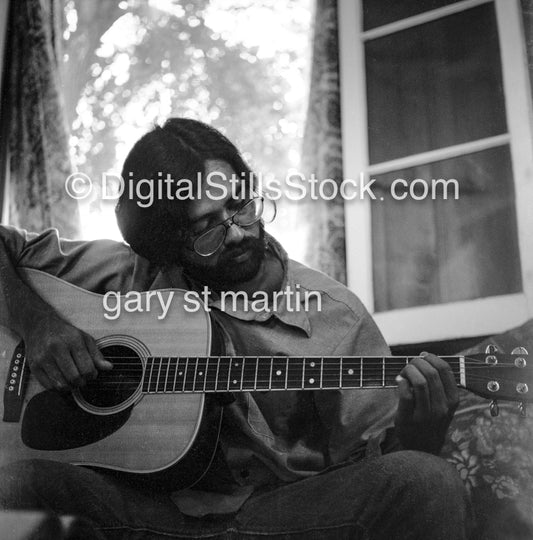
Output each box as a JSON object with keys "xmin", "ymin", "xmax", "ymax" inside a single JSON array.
[{"xmin": 79, "ymin": 345, "xmax": 143, "ymax": 408}]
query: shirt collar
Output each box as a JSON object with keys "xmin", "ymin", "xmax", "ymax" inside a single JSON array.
[
  {"xmin": 173, "ymin": 233, "xmax": 311, "ymax": 336},
  {"xmin": 263, "ymin": 234, "xmax": 311, "ymax": 336}
]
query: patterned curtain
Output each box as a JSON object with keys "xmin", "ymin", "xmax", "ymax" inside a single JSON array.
[
  {"xmin": 300, "ymin": 1, "xmax": 533, "ymax": 286},
  {"xmin": 300, "ymin": 0, "xmax": 345, "ymax": 283},
  {"xmin": 524, "ymin": 0, "xmax": 533, "ymax": 90},
  {"xmin": 4, "ymin": 0, "xmax": 79, "ymax": 237}
]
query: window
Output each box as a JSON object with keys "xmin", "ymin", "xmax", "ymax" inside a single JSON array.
[
  {"xmin": 339, "ymin": 0, "xmax": 533, "ymax": 344},
  {"xmin": 60, "ymin": 0, "xmax": 312, "ymax": 260}
]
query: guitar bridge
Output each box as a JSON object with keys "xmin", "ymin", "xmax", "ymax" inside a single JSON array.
[{"xmin": 3, "ymin": 341, "xmax": 29, "ymax": 422}]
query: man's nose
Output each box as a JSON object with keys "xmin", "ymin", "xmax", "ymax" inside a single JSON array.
[{"xmin": 224, "ymin": 222, "xmax": 245, "ymax": 245}]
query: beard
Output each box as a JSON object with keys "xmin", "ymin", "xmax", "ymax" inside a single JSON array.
[{"xmin": 182, "ymin": 225, "xmax": 267, "ymax": 291}]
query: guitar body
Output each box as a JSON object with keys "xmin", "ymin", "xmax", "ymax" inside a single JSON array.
[
  {"xmin": 2, "ymin": 272, "xmax": 530, "ymax": 490},
  {"xmin": 0, "ymin": 269, "xmax": 222, "ymax": 489}
]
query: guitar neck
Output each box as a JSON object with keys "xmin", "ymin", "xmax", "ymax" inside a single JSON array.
[{"xmin": 140, "ymin": 356, "xmax": 465, "ymax": 394}]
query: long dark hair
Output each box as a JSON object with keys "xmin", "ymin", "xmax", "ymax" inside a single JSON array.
[{"xmin": 116, "ymin": 118, "xmax": 253, "ymax": 265}]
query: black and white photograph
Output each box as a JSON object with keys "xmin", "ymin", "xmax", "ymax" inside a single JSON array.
[{"xmin": 0, "ymin": 0, "xmax": 532, "ymax": 538}]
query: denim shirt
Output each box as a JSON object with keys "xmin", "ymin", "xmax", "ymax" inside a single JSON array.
[{"xmin": 1, "ymin": 225, "xmax": 397, "ymax": 514}]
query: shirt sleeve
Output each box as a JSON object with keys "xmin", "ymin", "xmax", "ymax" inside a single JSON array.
[
  {"xmin": 0, "ymin": 225, "xmax": 145, "ymax": 293},
  {"xmin": 313, "ymin": 304, "xmax": 399, "ymax": 465}
]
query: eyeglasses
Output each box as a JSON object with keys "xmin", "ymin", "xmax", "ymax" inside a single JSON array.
[{"xmin": 191, "ymin": 196, "xmax": 274, "ymax": 257}]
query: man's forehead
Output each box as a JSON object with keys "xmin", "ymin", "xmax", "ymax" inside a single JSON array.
[
  {"xmin": 186, "ymin": 159, "xmax": 240, "ymax": 221},
  {"xmin": 204, "ymin": 159, "xmax": 234, "ymax": 177}
]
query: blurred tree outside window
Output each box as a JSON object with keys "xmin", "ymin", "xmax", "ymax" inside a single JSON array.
[{"xmin": 60, "ymin": 0, "xmax": 312, "ymax": 260}]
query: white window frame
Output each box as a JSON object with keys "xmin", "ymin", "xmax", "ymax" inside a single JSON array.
[{"xmin": 338, "ymin": 0, "xmax": 533, "ymax": 345}]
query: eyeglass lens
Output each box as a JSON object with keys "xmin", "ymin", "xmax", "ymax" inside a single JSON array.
[{"xmin": 193, "ymin": 198, "xmax": 264, "ymax": 256}]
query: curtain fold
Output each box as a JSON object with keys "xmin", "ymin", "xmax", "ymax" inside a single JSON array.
[
  {"xmin": 3, "ymin": 0, "xmax": 79, "ymax": 237},
  {"xmin": 300, "ymin": 0, "xmax": 346, "ymax": 283},
  {"xmin": 523, "ymin": 0, "xmax": 533, "ymax": 90}
]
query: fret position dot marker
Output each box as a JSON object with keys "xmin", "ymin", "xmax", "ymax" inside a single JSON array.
[
  {"xmin": 199, "ymin": 372, "xmax": 203, "ymax": 376},
  {"xmin": 276, "ymin": 370, "xmax": 282, "ymax": 376},
  {"xmin": 179, "ymin": 372, "xmax": 183, "ymax": 376},
  {"xmin": 348, "ymin": 369, "xmax": 354, "ymax": 375},
  {"xmin": 310, "ymin": 362, "xmax": 315, "ymax": 368},
  {"xmin": 309, "ymin": 378, "xmax": 315, "ymax": 384},
  {"xmin": 233, "ymin": 379, "xmax": 238, "ymax": 385}
]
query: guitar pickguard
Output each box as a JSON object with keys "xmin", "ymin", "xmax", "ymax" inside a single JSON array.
[{"xmin": 21, "ymin": 390, "xmax": 132, "ymax": 451}]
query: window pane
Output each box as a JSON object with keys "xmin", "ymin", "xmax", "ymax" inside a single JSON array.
[
  {"xmin": 365, "ymin": 4, "xmax": 507, "ymax": 164},
  {"xmin": 363, "ymin": 0, "xmax": 462, "ymax": 30},
  {"xmin": 371, "ymin": 146, "xmax": 521, "ymax": 312},
  {"xmin": 61, "ymin": 0, "xmax": 312, "ymax": 247}
]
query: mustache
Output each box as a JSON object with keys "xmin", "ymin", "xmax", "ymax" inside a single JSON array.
[{"xmin": 220, "ymin": 237, "xmax": 263, "ymax": 261}]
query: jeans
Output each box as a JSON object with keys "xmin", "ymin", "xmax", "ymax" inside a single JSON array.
[{"xmin": 0, "ymin": 451, "xmax": 473, "ymax": 539}]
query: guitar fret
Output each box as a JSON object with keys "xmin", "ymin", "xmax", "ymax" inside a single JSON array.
[
  {"xmin": 149, "ymin": 357, "xmax": 158, "ymax": 392},
  {"xmin": 172, "ymin": 358, "xmax": 179, "ymax": 392},
  {"xmin": 360, "ymin": 356, "xmax": 363, "ymax": 387},
  {"xmin": 192, "ymin": 357, "xmax": 198, "ymax": 392},
  {"xmin": 381, "ymin": 357, "xmax": 385, "ymax": 388},
  {"xmin": 163, "ymin": 357, "xmax": 170, "ymax": 392},
  {"xmin": 287, "ymin": 357, "xmax": 303, "ymax": 389},
  {"xmin": 385, "ymin": 357, "xmax": 400, "ymax": 386},
  {"xmin": 214, "ymin": 357, "xmax": 221, "ymax": 392},
  {"xmin": 181, "ymin": 358, "xmax": 189, "ymax": 391},
  {"xmin": 269, "ymin": 357, "xmax": 273, "ymax": 390},
  {"xmin": 216, "ymin": 357, "xmax": 231, "ymax": 391},
  {"xmin": 285, "ymin": 357, "xmax": 289, "ymax": 389},
  {"xmin": 157, "ymin": 357, "xmax": 164, "ymax": 392},
  {"xmin": 255, "ymin": 357, "xmax": 270, "ymax": 390},
  {"xmin": 228, "ymin": 357, "xmax": 244, "ymax": 391},
  {"xmin": 271, "ymin": 357, "xmax": 287, "ymax": 390},
  {"xmin": 155, "ymin": 358, "xmax": 163, "ymax": 392},
  {"xmin": 322, "ymin": 357, "xmax": 340, "ymax": 388},
  {"xmin": 303, "ymin": 358, "xmax": 321, "ymax": 389},
  {"xmin": 175, "ymin": 357, "xmax": 186, "ymax": 392},
  {"xmin": 343, "ymin": 357, "xmax": 361, "ymax": 388},
  {"xmin": 142, "ymin": 357, "xmax": 152, "ymax": 392},
  {"xmin": 184, "ymin": 358, "xmax": 196, "ymax": 392},
  {"xmin": 202, "ymin": 357, "xmax": 208, "ymax": 392},
  {"xmin": 242, "ymin": 357, "xmax": 256, "ymax": 391},
  {"xmin": 254, "ymin": 357, "xmax": 258, "ymax": 390},
  {"xmin": 204, "ymin": 357, "xmax": 217, "ymax": 392},
  {"xmin": 340, "ymin": 357, "xmax": 343, "ymax": 389},
  {"xmin": 196, "ymin": 357, "xmax": 207, "ymax": 392},
  {"xmin": 362, "ymin": 357, "xmax": 382, "ymax": 387},
  {"xmin": 320, "ymin": 358, "xmax": 323, "ymax": 388}
]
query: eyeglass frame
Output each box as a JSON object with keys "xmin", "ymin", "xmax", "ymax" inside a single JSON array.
[{"xmin": 189, "ymin": 196, "xmax": 266, "ymax": 257}]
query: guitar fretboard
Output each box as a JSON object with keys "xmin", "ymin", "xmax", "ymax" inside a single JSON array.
[{"xmin": 140, "ymin": 356, "xmax": 464, "ymax": 394}]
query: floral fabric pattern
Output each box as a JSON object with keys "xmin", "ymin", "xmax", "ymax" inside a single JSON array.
[
  {"xmin": 300, "ymin": 0, "xmax": 346, "ymax": 284},
  {"xmin": 441, "ymin": 320, "xmax": 533, "ymax": 539}
]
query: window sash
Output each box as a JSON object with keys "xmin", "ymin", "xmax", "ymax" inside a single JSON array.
[{"xmin": 339, "ymin": 0, "xmax": 533, "ymax": 344}]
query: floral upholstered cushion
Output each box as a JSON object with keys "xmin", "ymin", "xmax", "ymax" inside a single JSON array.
[{"xmin": 441, "ymin": 319, "xmax": 533, "ymax": 540}]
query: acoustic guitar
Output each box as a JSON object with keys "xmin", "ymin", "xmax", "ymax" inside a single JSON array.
[{"xmin": 1, "ymin": 269, "xmax": 531, "ymax": 488}]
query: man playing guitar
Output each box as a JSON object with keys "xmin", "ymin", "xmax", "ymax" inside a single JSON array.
[{"xmin": 0, "ymin": 118, "xmax": 472, "ymax": 539}]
